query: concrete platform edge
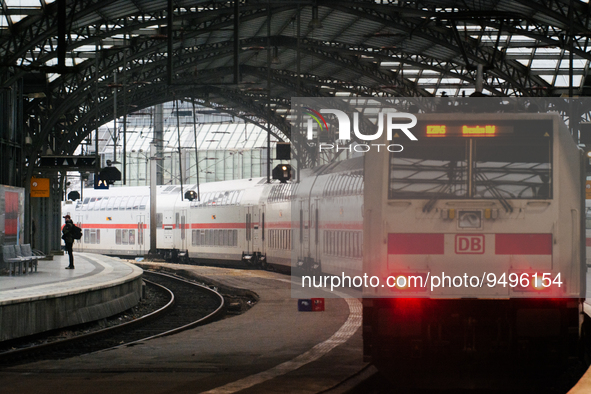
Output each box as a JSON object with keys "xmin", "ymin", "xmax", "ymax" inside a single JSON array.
[{"xmin": 0, "ymin": 255, "xmax": 143, "ymax": 342}]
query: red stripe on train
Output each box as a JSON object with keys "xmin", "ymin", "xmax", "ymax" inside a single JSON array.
[
  {"xmin": 495, "ymin": 233, "xmax": 552, "ymax": 255},
  {"xmin": 388, "ymin": 233, "xmax": 444, "ymax": 255},
  {"xmin": 190, "ymin": 223, "xmax": 244, "ymax": 229},
  {"xmin": 80, "ymin": 223, "xmax": 147, "ymax": 229}
]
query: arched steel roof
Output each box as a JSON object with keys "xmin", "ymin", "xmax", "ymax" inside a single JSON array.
[{"xmin": 2, "ymin": 0, "xmax": 591, "ymax": 158}]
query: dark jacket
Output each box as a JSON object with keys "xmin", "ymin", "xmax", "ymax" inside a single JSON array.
[{"xmin": 62, "ymin": 220, "xmax": 75, "ymax": 244}]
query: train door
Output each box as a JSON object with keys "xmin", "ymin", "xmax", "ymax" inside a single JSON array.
[
  {"xmin": 252, "ymin": 206, "xmax": 260, "ymax": 252},
  {"xmin": 312, "ymin": 199, "xmax": 320, "ymax": 266},
  {"xmin": 297, "ymin": 199, "xmax": 310, "ymax": 265},
  {"xmin": 245, "ymin": 205, "xmax": 252, "ymax": 254},
  {"xmin": 180, "ymin": 209, "xmax": 187, "ymax": 251},
  {"xmin": 302, "ymin": 199, "xmax": 310, "ymax": 261},
  {"xmin": 163, "ymin": 210, "xmax": 174, "ymax": 248},
  {"xmin": 260, "ymin": 204, "xmax": 266, "ymax": 258},
  {"xmin": 137, "ymin": 214, "xmax": 146, "ymax": 255}
]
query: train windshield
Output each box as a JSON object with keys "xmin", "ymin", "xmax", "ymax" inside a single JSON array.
[{"xmin": 389, "ymin": 120, "xmax": 553, "ymax": 200}]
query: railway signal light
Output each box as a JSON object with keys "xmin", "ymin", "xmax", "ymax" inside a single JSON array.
[
  {"xmin": 272, "ymin": 164, "xmax": 292, "ymax": 183},
  {"xmin": 99, "ymin": 166, "xmax": 121, "ymax": 185},
  {"xmin": 185, "ymin": 190, "xmax": 198, "ymax": 201},
  {"xmin": 276, "ymin": 142, "xmax": 291, "ymax": 160},
  {"xmin": 67, "ymin": 191, "xmax": 80, "ymax": 201}
]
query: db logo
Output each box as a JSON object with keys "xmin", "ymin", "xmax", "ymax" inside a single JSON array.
[{"xmin": 455, "ymin": 234, "xmax": 485, "ymax": 254}]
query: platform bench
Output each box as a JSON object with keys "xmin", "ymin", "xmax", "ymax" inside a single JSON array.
[{"xmin": 2, "ymin": 245, "xmax": 36, "ymax": 276}]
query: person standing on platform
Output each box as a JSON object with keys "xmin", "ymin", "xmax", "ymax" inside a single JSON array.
[{"xmin": 62, "ymin": 215, "xmax": 75, "ymax": 269}]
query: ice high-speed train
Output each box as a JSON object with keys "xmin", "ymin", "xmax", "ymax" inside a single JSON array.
[
  {"xmin": 61, "ymin": 157, "xmax": 363, "ymax": 275},
  {"xmin": 362, "ymin": 112, "xmax": 589, "ymax": 384}
]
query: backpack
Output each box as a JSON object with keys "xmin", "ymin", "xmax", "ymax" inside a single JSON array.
[{"xmin": 71, "ymin": 224, "xmax": 83, "ymax": 240}]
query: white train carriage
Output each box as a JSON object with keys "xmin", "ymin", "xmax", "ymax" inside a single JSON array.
[
  {"xmin": 63, "ymin": 186, "xmax": 151, "ymax": 256},
  {"xmin": 362, "ymin": 112, "xmax": 586, "ymax": 380},
  {"xmin": 264, "ymin": 182, "xmax": 295, "ymax": 268},
  {"xmin": 179, "ymin": 178, "xmax": 270, "ymax": 265}
]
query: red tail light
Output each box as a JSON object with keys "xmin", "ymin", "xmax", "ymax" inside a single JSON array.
[
  {"xmin": 509, "ymin": 271, "xmax": 556, "ymax": 293},
  {"xmin": 388, "ymin": 272, "xmax": 429, "ymax": 293}
]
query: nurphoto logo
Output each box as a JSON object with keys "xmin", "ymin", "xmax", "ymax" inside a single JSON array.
[{"xmin": 304, "ymin": 108, "xmax": 418, "ymax": 152}]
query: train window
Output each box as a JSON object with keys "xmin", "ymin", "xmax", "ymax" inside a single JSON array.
[
  {"xmin": 81, "ymin": 197, "xmax": 90, "ymax": 211},
  {"xmin": 389, "ymin": 121, "xmax": 552, "ymax": 200},
  {"xmin": 284, "ymin": 230, "xmax": 287, "ymax": 249},
  {"xmin": 132, "ymin": 196, "xmax": 141, "ymax": 210},
  {"xmin": 90, "ymin": 229, "xmax": 96, "ymax": 244},
  {"xmin": 99, "ymin": 197, "xmax": 109, "ymax": 210},
  {"xmin": 106, "ymin": 197, "xmax": 115, "ymax": 210},
  {"xmin": 358, "ymin": 232, "xmax": 362, "ymax": 257},
  {"xmin": 84, "ymin": 229, "xmax": 89, "ymax": 243},
  {"xmin": 140, "ymin": 196, "xmax": 149, "ymax": 210},
  {"xmin": 348, "ymin": 232, "xmax": 353, "ymax": 257},
  {"xmin": 473, "ymin": 137, "xmax": 552, "ymax": 199},
  {"xmin": 156, "ymin": 213, "xmax": 163, "ymax": 228},
  {"xmin": 235, "ymin": 190, "xmax": 244, "ymax": 205},
  {"xmin": 129, "ymin": 230, "xmax": 135, "ymax": 245},
  {"xmin": 201, "ymin": 230, "xmax": 206, "ymax": 246},
  {"xmin": 115, "ymin": 196, "xmax": 124, "ymax": 210},
  {"xmin": 337, "ymin": 176, "xmax": 346, "ymax": 196},
  {"xmin": 120, "ymin": 196, "xmax": 130, "ymax": 210},
  {"xmin": 122, "ymin": 230, "xmax": 129, "ymax": 245},
  {"xmin": 127, "ymin": 196, "xmax": 136, "ymax": 210},
  {"xmin": 205, "ymin": 230, "xmax": 210, "ymax": 246},
  {"xmin": 116, "ymin": 229, "xmax": 121, "ymax": 244}
]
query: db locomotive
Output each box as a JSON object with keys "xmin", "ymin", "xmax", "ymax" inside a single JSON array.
[{"xmin": 362, "ymin": 112, "xmax": 588, "ymax": 385}]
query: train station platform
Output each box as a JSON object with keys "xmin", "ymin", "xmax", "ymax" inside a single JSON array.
[{"xmin": 0, "ymin": 253, "xmax": 143, "ymax": 342}]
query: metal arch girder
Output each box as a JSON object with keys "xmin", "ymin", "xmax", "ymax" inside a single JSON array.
[
  {"xmin": 59, "ymin": 88, "xmax": 289, "ymax": 155},
  {"xmin": 331, "ymin": 1, "xmax": 552, "ymax": 96},
  {"xmin": 39, "ymin": 34, "xmax": 415, "ymax": 155},
  {"xmin": 47, "ymin": 32, "xmax": 429, "ymax": 108},
  {"xmin": 21, "ymin": 1, "xmax": 588, "ymax": 155},
  {"xmin": 3, "ymin": 0, "xmax": 587, "ymax": 97},
  {"xmin": 1, "ymin": 1, "xmax": 291, "ymax": 86},
  {"xmin": 0, "ymin": 0, "xmax": 119, "ymax": 68},
  {"xmin": 54, "ymin": 78, "xmax": 291, "ymax": 155},
  {"xmin": 40, "ymin": 31, "xmax": 427, "ymax": 139},
  {"xmin": 281, "ymin": 36, "xmax": 497, "ymax": 95},
  {"xmin": 9, "ymin": 2, "xmax": 438, "ymax": 99},
  {"xmin": 41, "ymin": 57, "xmax": 295, "ymax": 155}
]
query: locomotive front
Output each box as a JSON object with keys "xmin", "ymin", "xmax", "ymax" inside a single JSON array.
[{"xmin": 362, "ymin": 112, "xmax": 585, "ymax": 384}]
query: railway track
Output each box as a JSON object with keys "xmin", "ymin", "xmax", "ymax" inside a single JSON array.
[{"xmin": 0, "ymin": 270, "xmax": 224, "ymax": 366}]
